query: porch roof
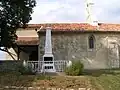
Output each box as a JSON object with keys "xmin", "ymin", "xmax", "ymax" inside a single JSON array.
[{"xmin": 16, "ymin": 37, "xmax": 39, "ymax": 45}]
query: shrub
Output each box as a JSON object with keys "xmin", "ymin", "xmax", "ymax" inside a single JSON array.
[
  {"xmin": 65, "ymin": 60, "xmax": 84, "ymax": 76},
  {"xmin": 0, "ymin": 61, "xmax": 36, "ymax": 75},
  {"xmin": 17, "ymin": 64, "xmax": 35, "ymax": 75},
  {"xmin": 0, "ymin": 61, "xmax": 22, "ymax": 73}
]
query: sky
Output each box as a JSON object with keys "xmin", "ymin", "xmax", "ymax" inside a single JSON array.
[
  {"xmin": 29, "ymin": 0, "xmax": 120, "ymax": 24},
  {"xmin": 0, "ymin": 0, "xmax": 120, "ymax": 59}
]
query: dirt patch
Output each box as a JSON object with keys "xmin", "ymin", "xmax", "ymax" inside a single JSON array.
[{"xmin": 33, "ymin": 76, "xmax": 93, "ymax": 89}]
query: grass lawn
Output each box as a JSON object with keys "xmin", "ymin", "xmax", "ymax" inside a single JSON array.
[
  {"xmin": 84, "ymin": 69, "xmax": 120, "ymax": 90},
  {"xmin": 0, "ymin": 69, "xmax": 120, "ymax": 90}
]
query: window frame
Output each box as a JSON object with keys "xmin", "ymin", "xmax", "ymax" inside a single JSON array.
[{"xmin": 88, "ymin": 35, "xmax": 95, "ymax": 51}]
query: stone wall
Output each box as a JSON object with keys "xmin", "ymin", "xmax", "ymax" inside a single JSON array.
[{"xmin": 39, "ymin": 32, "xmax": 120, "ymax": 69}]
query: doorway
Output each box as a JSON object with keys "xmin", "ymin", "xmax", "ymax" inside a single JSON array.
[{"xmin": 29, "ymin": 51, "xmax": 38, "ymax": 61}]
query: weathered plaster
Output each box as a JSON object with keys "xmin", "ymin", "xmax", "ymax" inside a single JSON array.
[{"xmin": 39, "ymin": 32, "xmax": 120, "ymax": 69}]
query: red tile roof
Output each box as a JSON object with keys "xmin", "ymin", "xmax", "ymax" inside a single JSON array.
[
  {"xmin": 16, "ymin": 37, "xmax": 39, "ymax": 45},
  {"xmin": 24, "ymin": 23, "xmax": 120, "ymax": 31},
  {"xmin": 17, "ymin": 23, "xmax": 120, "ymax": 45}
]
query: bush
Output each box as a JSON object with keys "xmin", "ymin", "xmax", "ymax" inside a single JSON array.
[
  {"xmin": 65, "ymin": 60, "xmax": 84, "ymax": 76},
  {"xmin": 17, "ymin": 64, "xmax": 35, "ymax": 75},
  {"xmin": 0, "ymin": 61, "xmax": 36, "ymax": 75},
  {"xmin": 0, "ymin": 61, "xmax": 22, "ymax": 73}
]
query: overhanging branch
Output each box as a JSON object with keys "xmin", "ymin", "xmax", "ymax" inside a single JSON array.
[{"xmin": 0, "ymin": 47, "xmax": 16, "ymax": 60}]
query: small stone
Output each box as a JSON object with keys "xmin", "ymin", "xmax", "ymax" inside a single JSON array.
[
  {"xmin": 69, "ymin": 89, "xmax": 74, "ymax": 90},
  {"xmin": 46, "ymin": 88, "xmax": 51, "ymax": 90},
  {"xmin": 78, "ymin": 88, "xmax": 86, "ymax": 90},
  {"xmin": 87, "ymin": 88, "xmax": 91, "ymax": 90},
  {"xmin": 56, "ymin": 88, "xmax": 61, "ymax": 90},
  {"xmin": 37, "ymin": 87, "xmax": 41, "ymax": 90},
  {"xmin": 52, "ymin": 88, "xmax": 56, "ymax": 90},
  {"xmin": 28, "ymin": 87, "xmax": 34, "ymax": 90},
  {"xmin": 4, "ymin": 86, "xmax": 9, "ymax": 88},
  {"xmin": 23, "ymin": 87, "xmax": 28, "ymax": 90}
]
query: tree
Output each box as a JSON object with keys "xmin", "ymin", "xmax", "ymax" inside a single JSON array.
[{"xmin": 0, "ymin": 0, "xmax": 36, "ymax": 54}]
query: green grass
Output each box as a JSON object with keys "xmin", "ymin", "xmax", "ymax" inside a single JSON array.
[
  {"xmin": 94, "ymin": 74, "xmax": 120, "ymax": 90},
  {"xmin": 84, "ymin": 69, "xmax": 120, "ymax": 90},
  {"xmin": 0, "ymin": 72, "xmax": 51, "ymax": 87},
  {"xmin": 1, "ymin": 69, "xmax": 120, "ymax": 90}
]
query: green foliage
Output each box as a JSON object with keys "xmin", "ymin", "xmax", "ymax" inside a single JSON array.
[
  {"xmin": 0, "ymin": 0, "xmax": 36, "ymax": 47},
  {"xmin": 0, "ymin": 61, "xmax": 23, "ymax": 73},
  {"xmin": 17, "ymin": 64, "xmax": 35, "ymax": 75},
  {"xmin": 65, "ymin": 60, "xmax": 84, "ymax": 76},
  {"xmin": 0, "ymin": 61, "xmax": 35, "ymax": 75}
]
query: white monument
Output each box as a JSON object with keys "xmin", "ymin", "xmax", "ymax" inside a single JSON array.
[
  {"xmin": 41, "ymin": 27, "xmax": 56, "ymax": 73},
  {"xmin": 85, "ymin": 0, "xmax": 98, "ymax": 26}
]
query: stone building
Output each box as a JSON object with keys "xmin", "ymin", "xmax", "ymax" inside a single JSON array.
[{"xmin": 5, "ymin": 23, "xmax": 120, "ymax": 69}]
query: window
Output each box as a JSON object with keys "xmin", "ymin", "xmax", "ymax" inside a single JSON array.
[{"xmin": 88, "ymin": 35, "xmax": 95, "ymax": 49}]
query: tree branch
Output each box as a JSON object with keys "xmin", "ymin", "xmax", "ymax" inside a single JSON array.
[{"xmin": 0, "ymin": 47, "xmax": 16, "ymax": 60}]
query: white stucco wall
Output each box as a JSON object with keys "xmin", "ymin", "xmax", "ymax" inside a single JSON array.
[{"xmin": 16, "ymin": 29, "xmax": 38, "ymax": 37}]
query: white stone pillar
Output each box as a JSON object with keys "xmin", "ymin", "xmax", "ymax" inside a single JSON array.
[{"xmin": 41, "ymin": 27, "xmax": 56, "ymax": 73}]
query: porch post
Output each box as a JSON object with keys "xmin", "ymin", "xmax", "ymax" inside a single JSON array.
[
  {"xmin": 38, "ymin": 37, "xmax": 40, "ymax": 72},
  {"xmin": 35, "ymin": 27, "xmax": 43, "ymax": 73},
  {"xmin": 17, "ymin": 47, "xmax": 20, "ymax": 60}
]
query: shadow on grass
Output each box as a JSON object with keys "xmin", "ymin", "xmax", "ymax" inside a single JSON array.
[
  {"xmin": 0, "ymin": 71, "xmax": 52, "ymax": 87},
  {"xmin": 82, "ymin": 68, "xmax": 120, "ymax": 77}
]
